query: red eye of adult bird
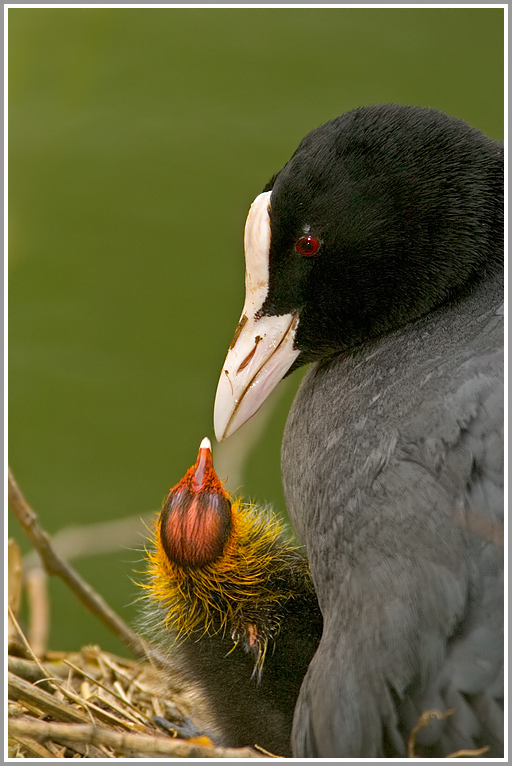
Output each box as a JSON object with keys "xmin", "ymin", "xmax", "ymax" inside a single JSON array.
[
  {"xmin": 296, "ymin": 235, "xmax": 320, "ymax": 256},
  {"xmin": 212, "ymin": 105, "xmax": 503, "ymax": 758}
]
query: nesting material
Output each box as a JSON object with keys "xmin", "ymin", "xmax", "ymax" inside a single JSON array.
[
  {"xmin": 7, "ymin": 468, "xmax": 265, "ymax": 759},
  {"xmin": 7, "ymin": 645, "xmax": 263, "ymax": 758},
  {"xmin": 7, "ymin": 466, "xmax": 490, "ymax": 759}
]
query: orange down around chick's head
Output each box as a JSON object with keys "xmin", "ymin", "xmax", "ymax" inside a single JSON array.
[
  {"xmin": 139, "ymin": 437, "xmax": 318, "ymax": 678},
  {"xmin": 137, "ymin": 438, "xmax": 323, "ymax": 756}
]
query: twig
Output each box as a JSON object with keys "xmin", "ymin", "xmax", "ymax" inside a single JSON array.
[
  {"xmin": 8, "ymin": 467, "xmax": 152, "ymax": 662},
  {"xmin": 22, "ymin": 512, "xmax": 155, "ymax": 571},
  {"xmin": 8, "ymin": 656, "xmax": 55, "ymax": 694},
  {"xmin": 8, "ymin": 606, "xmax": 53, "ymax": 682},
  {"xmin": 8, "ymin": 718, "xmax": 265, "ymax": 758},
  {"xmin": 446, "ymin": 746, "xmax": 490, "ymax": 758},
  {"xmin": 407, "ymin": 708, "xmax": 453, "ymax": 758},
  {"xmin": 8, "ymin": 734, "xmax": 57, "ymax": 759},
  {"xmin": 8, "ymin": 539, "xmax": 23, "ymax": 642},
  {"xmin": 8, "ymin": 672, "xmax": 90, "ymax": 725},
  {"xmin": 254, "ymin": 743, "xmax": 282, "ymax": 757},
  {"xmin": 62, "ymin": 659, "xmax": 153, "ymax": 722},
  {"xmin": 19, "ymin": 385, "xmax": 292, "ymax": 572},
  {"xmin": 26, "ymin": 567, "xmax": 49, "ymax": 657}
]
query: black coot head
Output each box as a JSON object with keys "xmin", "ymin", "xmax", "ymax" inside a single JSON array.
[
  {"xmin": 214, "ymin": 104, "xmax": 503, "ymax": 441},
  {"xmin": 262, "ymin": 105, "xmax": 503, "ymax": 365},
  {"xmin": 211, "ymin": 105, "xmax": 504, "ymax": 758}
]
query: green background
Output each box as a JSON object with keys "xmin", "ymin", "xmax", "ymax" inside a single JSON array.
[{"xmin": 9, "ymin": 7, "xmax": 504, "ymax": 655}]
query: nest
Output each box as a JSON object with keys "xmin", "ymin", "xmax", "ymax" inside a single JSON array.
[
  {"xmin": 7, "ymin": 468, "xmax": 491, "ymax": 760},
  {"xmin": 7, "ymin": 469, "xmax": 267, "ymax": 759},
  {"xmin": 8, "ymin": 643, "xmax": 264, "ymax": 759}
]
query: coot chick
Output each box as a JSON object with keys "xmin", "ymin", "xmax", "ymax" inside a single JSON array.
[
  {"xmin": 214, "ymin": 105, "xmax": 503, "ymax": 757},
  {"xmin": 138, "ymin": 438, "xmax": 322, "ymax": 756}
]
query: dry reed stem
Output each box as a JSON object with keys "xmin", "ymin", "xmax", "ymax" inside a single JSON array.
[
  {"xmin": 8, "ymin": 540, "xmax": 23, "ymax": 642},
  {"xmin": 25, "ymin": 567, "xmax": 49, "ymax": 656},
  {"xmin": 8, "ymin": 606, "xmax": 54, "ymax": 683},
  {"xmin": 62, "ymin": 658, "xmax": 153, "ymax": 723},
  {"xmin": 446, "ymin": 746, "xmax": 490, "ymax": 758},
  {"xmin": 8, "ymin": 632, "xmax": 268, "ymax": 759},
  {"xmin": 21, "ymin": 512, "xmax": 155, "ymax": 571},
  {"xmin": 407, "ymin": 708, "xmax": 490, "ymax": 759},
  {"xmin": 8, "ymin": 718, "xmax": 263, "ymax": 758},
  {"xmin": 7, "ymin": 470, "xmax": 272, "ymax": 758},
  {"xmin": 8, "ymin": 468, "xmax": 496, "ymax": 759},
  {"xmin": 8, "ymin": 466, "xmax": 153, "ymax": 661},
  {"xmin": 407, "ymin": 708, "xmax": 455, "ymax": 757}
]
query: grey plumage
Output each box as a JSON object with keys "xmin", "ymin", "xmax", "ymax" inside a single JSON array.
[
  {"xmin": 213, "ymin": 105, "xmax": 504, "ymax": 757},
  {"xmin": 283, "ymin": 274, "xmax": 503, "ymax": 756}
]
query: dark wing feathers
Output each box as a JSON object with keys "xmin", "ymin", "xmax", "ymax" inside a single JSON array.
[{"xmin": 284, "ymin": 279, "xmax": 503, "ymax": 757}]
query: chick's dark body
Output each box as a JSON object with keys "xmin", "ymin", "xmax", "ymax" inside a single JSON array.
[
  {"xmin": 139, "ymin": 446, "xmax": 323, "ymax": 759},
  {"xmin": 165, "ymin": 588, "xmax": 322, "ymax": 756}
]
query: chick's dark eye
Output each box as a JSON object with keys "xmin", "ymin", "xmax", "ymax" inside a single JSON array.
[{"xmin": 296, "ymin": 235, "xmax": 320, "ymax": 256}]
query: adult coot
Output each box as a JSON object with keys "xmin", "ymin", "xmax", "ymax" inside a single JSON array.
[
  {"xmin": 138, "ymin": 438, "xmax": 322, "ymax": 756},
  {"xmin": 213, "ymin": 105, "xmax": 503, "ymax": 757}
]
